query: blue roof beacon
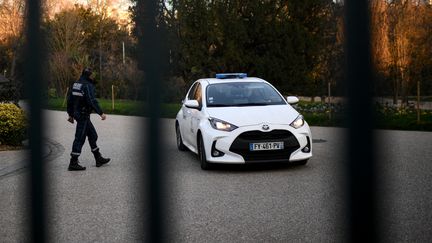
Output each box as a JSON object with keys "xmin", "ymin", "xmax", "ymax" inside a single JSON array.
[{"xmin": 215, "ymin": 73, "xmax": 247, "ymax": 79}]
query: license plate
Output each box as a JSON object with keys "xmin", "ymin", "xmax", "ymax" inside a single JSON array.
[{"xmin": 249, "ymin": 142, "xmax": 284, "ymax": 151}]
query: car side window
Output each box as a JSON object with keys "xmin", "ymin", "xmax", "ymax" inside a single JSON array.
[
  {"xmin": 193, "ymin": 83, "xmax": 202, "ymax": 106},
  {"xmin": 187, "ymin": 82, "xmax": 198, "ymax": 101}
]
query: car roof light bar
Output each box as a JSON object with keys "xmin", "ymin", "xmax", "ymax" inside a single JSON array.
[{"xmin": 215, "ymin": 73, "xmax": 247, "ymax": 79}]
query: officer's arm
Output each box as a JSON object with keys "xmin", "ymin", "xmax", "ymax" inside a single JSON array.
[
  {"xmin": 84, "ymin": 84, "xmax": 104, "ymax": 116},
  {"xmin": 66, "ymin": 85, "xmax": 73, "ymax": 117}
]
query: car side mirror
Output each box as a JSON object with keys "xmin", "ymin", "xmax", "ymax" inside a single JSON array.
[
  {"xmin": 286, "ymin": 96, "xmax": 299, "ymax": 105},
  {"xmin": 184, "ymin": 99, "xmax": 200, "ymax": 109}
]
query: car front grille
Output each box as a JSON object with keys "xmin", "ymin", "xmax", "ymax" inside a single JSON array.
[{"xmin": 229, "ymin": 130, "xmax": 300, "ymax": 162}]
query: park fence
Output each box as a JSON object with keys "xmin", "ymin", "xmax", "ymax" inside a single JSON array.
[{"xmin": 22, "ymin": 0, "xmax": 378, "ymax": 242}]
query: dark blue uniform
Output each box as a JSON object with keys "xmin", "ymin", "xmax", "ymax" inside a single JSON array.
[{"xmin": 67, "ymin": 75, "xmax": 103, "ymax": 158}]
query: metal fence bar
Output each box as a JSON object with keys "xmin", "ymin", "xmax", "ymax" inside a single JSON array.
[
  {"xmin": 344, "ymin": 0, "xmax": 377, "ymax": 242},
  {"xmin": 136, "ymin": 0, "xmax": 166, "ymax": 241},
  {"xmin": 24, "ymin": 0, "xmax": 46, "ymax": 242},
  {"xmin": 17, "ymin": 0, "xmax": 380, "ymax": 242}
]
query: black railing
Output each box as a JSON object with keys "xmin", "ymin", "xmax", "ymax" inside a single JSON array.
[
  {"xmin": 22, "ymin": 0, "xmax": 376, "ymax": 242},
  {"xmin": 344, "ymin": 0, "xmax": 377, "ymax": 242},
  {"xmin": 24, "ymin": 0, "xmax": 47, "ymax": 242}
]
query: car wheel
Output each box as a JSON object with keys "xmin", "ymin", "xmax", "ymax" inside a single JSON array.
[
  {"xmin": 198, "ymin": 136, "xmax": 211, "ymax": 170},
  {"xmin": 293, "ymin": 159, "xmax": 308, "ymax": 166},
  {"xmin": 176, "ymin": 123, "xmax": 187, "ymax": 151}
]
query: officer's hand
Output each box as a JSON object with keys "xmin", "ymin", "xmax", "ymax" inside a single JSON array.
[
  {"xmin": 67, "ymin": 116, "xmax": 74, "ymax": 124},
  {"xmin": 101, "ymin": 113, "xmax": 107, "ymax": 120}
]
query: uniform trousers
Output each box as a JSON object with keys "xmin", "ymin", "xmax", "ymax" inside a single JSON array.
[{"xmin": 71, "ymin": 114, "xmax": 99, "ymax": 157}]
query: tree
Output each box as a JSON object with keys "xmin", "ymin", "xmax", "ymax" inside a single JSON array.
[
  {"xmin": 45, "ymin": 6, "xmax": 93, "ymax": 96},
  {"xmin": 45, "ymin": 5, "xmax": 136, "ymax": 98},
  {"xmin": 150, "ymin": 0, "xmax": 337, "ymax": 100},
  {"xmin": 370, "ymin": 0, "xmax": 392, "ymax": 97},
  {"xmin": 370, "ymin": 0, "xmax": 432, "ymax": 104},
  {"xmin": 0, "ymin": 0, "xmax": 25, "ymax": 79}
]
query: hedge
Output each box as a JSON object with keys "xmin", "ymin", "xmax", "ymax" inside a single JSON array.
[{"xmin": 0, "ymin": 103, "xmax": 27, "ymax": 146}]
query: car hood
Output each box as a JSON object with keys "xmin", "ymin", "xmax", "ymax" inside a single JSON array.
[{"xmin": 206, "ymin": 105, "xmax": 300, "ymax": 127}]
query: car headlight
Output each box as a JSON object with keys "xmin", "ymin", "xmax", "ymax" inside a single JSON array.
[
  {"xmin": 209, "ymin": 118, "xmax": 238, "ymax": 132},
  {"xmin": 290, "ymin": 115, "xmax": 304, "ymax": 129}
]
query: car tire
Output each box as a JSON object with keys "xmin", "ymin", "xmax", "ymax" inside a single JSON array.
[
  {"xmin": 176, "ymin": 123, "xmax": 187, "ymax": 151},
  {"xmin": 198, "ymin": 135, "xmax": 211, "ymax": 170},
  {"xmin": 293, "ymin": 159, "xmax": 308, "ymax": 166}
]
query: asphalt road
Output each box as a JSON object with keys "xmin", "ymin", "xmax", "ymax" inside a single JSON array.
[{"xmin": 1, "ymin": 110, "xmax": 432, "ymax": 242}]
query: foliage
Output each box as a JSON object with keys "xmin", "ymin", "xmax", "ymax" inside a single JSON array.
[
  {"xmin": 0, "ymin": 80, "xmax": 19, "ymax": 103},
  {"xmin": 374, "ymin": 103, "xmax": 432, "ymax": 131},
  {"xmin": 0, "ymin": 0, "xmax": 25, "ymax": 97},
  {"xmin": 44, "ymin": 5, "xmax": 138, "ymax": 99},
  {"xmin": 0, "ymin": 103, "xmax": 27, "ymax": 145},
  {"xmin": 370, "ymin": 0, "xmax": 432, "ymax": 102},
  {"xmin": 47, "ymin": 88, "xmax": 57, "ymax": 98},
  {"xmin": 295, "ymin": 101, "xmax": 346, "ymax": 127},
  {"xmin": 152, "ymin": 0, "xmax": 340, "ymax": 100},
  {"xmin": 47, "ymin": 97, "xmax": 181, "ymax": 118},
  {"xmin": 1, "ymin": 0, "xmax": 431, "ymax": 106},
  {"xmin": 295, "ymin": 101, "xmax": 345, "ymax": 114},
  {"xmin": 296, "ymin": 101, "xmax": 432, "ymax": 131}
]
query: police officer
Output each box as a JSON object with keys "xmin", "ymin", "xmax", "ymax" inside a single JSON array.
[{"xmin": 66, "ymin": 67, "xmax": 110, "ymax": 171}]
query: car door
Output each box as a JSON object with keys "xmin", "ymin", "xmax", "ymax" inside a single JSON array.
[{"xmin": 181, "ymin": 82, "xmax": 199, "ymax": 146}]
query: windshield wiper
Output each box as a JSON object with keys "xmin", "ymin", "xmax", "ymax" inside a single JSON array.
[{"xmin": 207, "ymin": 104, "xmax": 233, "ymax": 107}]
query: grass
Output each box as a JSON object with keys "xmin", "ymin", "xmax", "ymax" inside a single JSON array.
[
  {"xmin": 302, "ymin": 111, "xmax": 432, "ymax": 131},
  {"xmin": 375, "ymin": 111, "xmax": 432, "ymax": 131},
  {"xmin": 46, "ymin": 98, "xmax": 180, "ymax": 118},
  {"xmin": 46, "ymin": 98, "xmax": 432, "ymax": 131},
  {"xmin": 373, "ymin": 103, "xmax": 432, "ymax": 131}
]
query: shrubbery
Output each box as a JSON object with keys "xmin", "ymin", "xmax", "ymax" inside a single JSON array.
[
  {"xmin": 294, "ymin": 101, "xmax": 432, "ymax": 130},
  {"xmin": 0, "ymin": 81, "xmax": 19, "ymax": 103},
  {"xmin": 0, "ymin": 103, "xmax": 27, "ymax": 146}
]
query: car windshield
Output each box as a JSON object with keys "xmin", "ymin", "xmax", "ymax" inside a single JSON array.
[{"xmin": 206, "ymin": 82, "xmax": 286, "ymax": 107}]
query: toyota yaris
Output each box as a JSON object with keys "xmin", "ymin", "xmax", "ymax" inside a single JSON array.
[{"xmin": 175, "ymin": 73, "xmax": 312, "ymax": 170}]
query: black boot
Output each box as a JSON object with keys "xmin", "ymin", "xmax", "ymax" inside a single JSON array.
[
  {"xmin": 68, "ymin": 156, "xmax": 86, "ymax": 171},
  {"xmin": 93, "ymin": 149, "xmax": 111, "ymax": 167}
]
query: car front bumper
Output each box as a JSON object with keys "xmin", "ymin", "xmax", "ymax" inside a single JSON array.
[{"xmin": 200, "ymin": 122, "xmax": 313, "ymax": 164}]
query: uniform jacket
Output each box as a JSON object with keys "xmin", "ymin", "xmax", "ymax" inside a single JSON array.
[{"xmin": 67, "ymin": 76, "xmax": 103, "ymax": 118}]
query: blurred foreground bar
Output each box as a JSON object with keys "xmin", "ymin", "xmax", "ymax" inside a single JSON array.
[
  {"xmin": 344, "ymin": 0, "xmax": 377, "ymax": 242},
  {"xmin": 135, "ymin": 0, "xmax": 166, "ymax": 241},
  {"xmin": 24, "ymin": 0, "xmax": 47, "ymax": 242}
]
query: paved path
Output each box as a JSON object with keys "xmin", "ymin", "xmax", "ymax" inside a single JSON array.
[{"xmin": 1, "ymin": 110, "xmax": 432, "ymax": 242}]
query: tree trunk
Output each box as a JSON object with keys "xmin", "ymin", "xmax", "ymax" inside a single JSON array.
[
  {"xmin": 400, "ymin": 70, "xmax": 407, "ymax": 107},
  {"xmin": 393, "ymin": 72, "xmax": 399, "ymax": 105}
]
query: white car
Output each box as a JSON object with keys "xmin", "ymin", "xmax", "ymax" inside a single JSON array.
[{"xmin": 175, "ymin": 73, "xmax": 312, "ymax": 170}]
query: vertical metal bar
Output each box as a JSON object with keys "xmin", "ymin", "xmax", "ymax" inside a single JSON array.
[
  {"xmin": 136, "ymin": 0, "xmax": 166, "ymax": 241},
  {"xmin": 344, "ymin": 0, "xmax": 377, "ymax": 242},
  {"xmin": 122, "ymin": 41, "xmax": 126, "ymax": 65},
  {"xmin": 417, "ymin": 80, "xmax": 420, "ymax": 123},
  {"xmin": 112, "ymin": 85, "xmax": 115, "ymax": 110},
  {"xmin": 24, "ymin": 0, "xmax": 46, "ymax": 242}
]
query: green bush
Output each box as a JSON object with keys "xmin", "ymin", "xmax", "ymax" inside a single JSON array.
[
  {"xmin": 47, "ymin": 88, "xmax": 58, "ymax": 98},
  {"xmin": 0, "ymin": 103, "xmax": 27, "ymax": 146}
]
